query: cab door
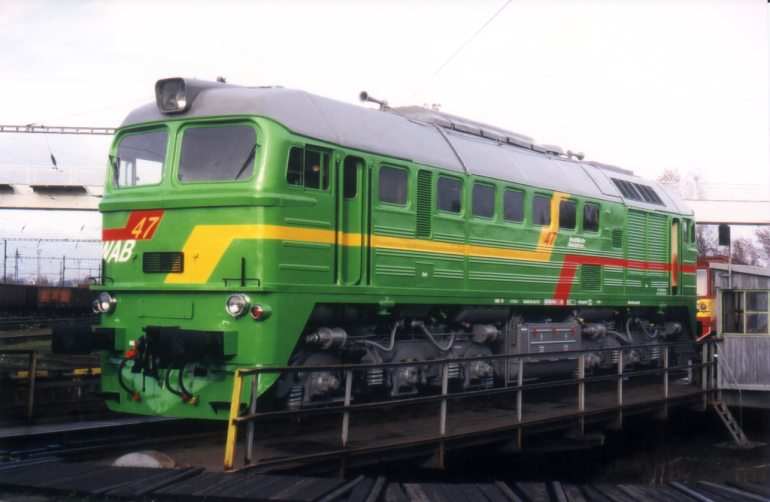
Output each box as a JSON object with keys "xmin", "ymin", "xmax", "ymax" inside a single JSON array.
[
  {"xmin": 336, "ymin": 155, "xmax": 365, "ymax": 285},
  {"xmin": 671, "ymin": 219, "xmax": 681, "ymax": 294}
]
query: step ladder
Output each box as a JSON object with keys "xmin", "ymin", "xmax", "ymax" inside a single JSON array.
[{"xmin": 712, "ymin": 400, "xmax": 752, "ymax": 448}]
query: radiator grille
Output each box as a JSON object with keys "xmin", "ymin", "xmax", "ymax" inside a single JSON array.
[
  {"xmin": 581, "ymin": 264, "xmax": 602, "ymax": 292},
  {"xmin": 627, "ymin": 210, "xmax": 646, "ymax": 260},
  {"xmin": 143, "ymin": 252, "xmax": 184, "ymax": 273},
  {"xmin": 416, "ymin": 170, "xmax": 432, "ymax": 238},
  {"xmin": 612, "ymin": 229, "xmax": 623, "ymax": 248}
]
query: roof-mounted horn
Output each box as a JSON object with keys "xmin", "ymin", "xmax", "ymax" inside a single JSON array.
[{"xmin": 359, "ymin": 91, "xmax": 389, "ymax": 111}]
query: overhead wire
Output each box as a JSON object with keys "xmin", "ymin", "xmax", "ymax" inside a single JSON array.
[
  {"xmin": 26, "ymin": 97, "xmax": 146, "ymax": 126},
  {"xmin": 403, "ymin": 0, "xmax": 512, "ymax": 105},
  {"xmin": 0, "ymin": 134, "xmax": 105, "ymax": 186},
  {"xmin": 0, "ymin": 97, "xmax": 140, "ymax": 185}
]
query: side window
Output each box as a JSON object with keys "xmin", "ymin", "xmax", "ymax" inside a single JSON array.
[
  {"xmin": 286, "ymin": 147, "xmax": 329, "ymax": 190},
  {"xmin": 583, "ymin": 203, "xmax": 600, "ymax": 232},
  {"xmin": 472, "ymin": 183, "xmax": 495, "ymax": 219},
  {"xmin": 503, "ymin": 189, "xmax": 524, "ymax": 222},
  {"xmin": 379, "ymin": 165, "xmax": 408, "ymax": 205},
  {"xmin": 683, "ymin": 219, "xmax": 690, "ymax": 243},
  {"xmin": 343, "ymin": 156, "xmax": 361, "ymax": 199},
  {"xmin": 437, "ymin": 177, "xmax": 463, "ymax": 213},
  {"xmin": 559, "ymin": 200, "xmax": 576, "ymax": 230},
  {"xmin": 532, "ymin": 194, "xmax": 551, "ymax": 226}
]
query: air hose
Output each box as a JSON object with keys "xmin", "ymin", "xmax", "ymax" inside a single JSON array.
[{"xmin": 116, "ymin": 357, "xmax": 140, "ymax": 401}]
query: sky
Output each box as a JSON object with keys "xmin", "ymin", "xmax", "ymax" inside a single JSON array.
[{"xmin": 0, "ymin": 0, "xmax": 769, "ymax": 280}]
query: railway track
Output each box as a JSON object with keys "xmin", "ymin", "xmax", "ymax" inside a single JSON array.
[
  {"xmin": 0, "ymin": 416, "xmax": 225, "ymax": 461},
  {"xmin": 0, "ymin": 315, "xmax": 97, "ymax": 332}
]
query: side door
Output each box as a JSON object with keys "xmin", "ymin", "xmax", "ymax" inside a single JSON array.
[
  {"xmin": 280, "ymin": 145, "xmax": 335, "ymax": 285},
  {"xmin": 336, "ymin": 155, "xmax": 366, "ymax": 285}
]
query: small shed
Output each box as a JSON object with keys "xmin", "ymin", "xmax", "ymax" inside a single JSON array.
[{"xmin": 714, "ymin": 262, "xmax": 770, "ymax": 409}]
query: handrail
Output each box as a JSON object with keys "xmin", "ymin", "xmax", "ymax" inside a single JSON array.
[
  {"xmin": 224, "ymin": 339, "xmax": 716, "ymax": 471},
  {"xmin": 0, "ymin": 349, "xmax": 38, "ymax": 418},
  {"xmin": 231, "ymin": 339, "xmax": 704, "ymax": 376},
  {"xmin": 714, "ymin": 338, "xmax": 744, "ymax": 427}
]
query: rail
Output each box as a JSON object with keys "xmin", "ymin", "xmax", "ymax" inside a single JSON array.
[
  {"xmin": 0, "ymin": 349, "xmax": 37, "ymax": 418},
  {"xmin": 224, "ymin": 339, "xmax": 717, "ymax": 472}
]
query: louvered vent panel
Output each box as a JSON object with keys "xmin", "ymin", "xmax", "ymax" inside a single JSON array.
[
  {"xmin": 612, "ymin": 229, "xmax": 623, "ymax": 248},
  {"xmin": 143, "ymin": 252, "xmax": 184, "ymax": 273},
  {"xmin": 581, "ymin": 264, "xmax": 602, "ymax": 292},
  {"xmin": 627, "ymin": 210, "xmax": 647, "ymax": 261},
  {"xmin": 647, "ymin": 213, "xmax": 669, "ymax": 263},
  {"xmin": 416, "ymin": 170, "xmax": 432, "ymax": 238}
]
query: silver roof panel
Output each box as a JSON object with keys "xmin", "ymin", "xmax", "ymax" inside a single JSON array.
[{"xmin": 122, "ymin": 80, "xmax": 692, "ymax": 216}]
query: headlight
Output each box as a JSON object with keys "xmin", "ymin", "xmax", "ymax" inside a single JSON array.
[
  {"xmin": 698, "ymin": 302, "xmax": 708, "ymax": 312},
  {"xmin": 226, "ymin": 294, "xmax": 250, "ymax": 318},
  {"xmin": 95, "ymin": 292, "xmax": 116, "ymax": 314},
  {"xmin": 155, "ymin": 78, "xmax": 188, "ymax": 113}
]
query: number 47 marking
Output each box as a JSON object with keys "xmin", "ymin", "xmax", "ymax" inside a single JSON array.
[{"xmin": 130, "ymin": 216, "xmax": 161, "ymax": 240}]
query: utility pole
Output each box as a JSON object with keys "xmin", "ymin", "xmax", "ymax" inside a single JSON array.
[
  {"xmin": 14, "ymin": 249, "xmax": 19, "ymax": 283},
  {"xmin": 3, "ymin": 239, "xmax": 6, "ymax": 283},
  {"xmin": 61, "ymin": 255, "xmax": 66, "ymax": 286},
  {"xmin": 36, "ymin": 247, "xmax": 41, "ymax": 285}
]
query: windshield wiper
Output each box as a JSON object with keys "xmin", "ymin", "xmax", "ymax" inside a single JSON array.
[
  {"xmin": 109, "ymin": 155, "xmax": 120, "ymax": 188},
  {"xmin": 234, "ymin": 143, "xmax": 257, "ymax": 180}
]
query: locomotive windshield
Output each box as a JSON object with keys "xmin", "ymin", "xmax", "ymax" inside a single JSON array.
[
  {"xmin": 178, "ymin": 125, "xmax": 256, "ymax": 182},
  {"xmin": 112, "ymin": 130, "xmax": 167, "ymax": 188}
]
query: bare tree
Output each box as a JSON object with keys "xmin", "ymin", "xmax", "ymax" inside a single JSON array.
[
  {"xmin": 696, "ymin": 225, "xmax": 720, "ymax": 257},
  {"xmin": 755, "ymin": 227, "xmax": 770, "ymax": 266},
  {"xmin": 34, "ymin": 275, "xmax": 51, "ymax": 286},
  {"xmin": 657, "ymin": 168, "xmax": 681, "ymax": 184},
  {"xmin": 731, "ymin": 237, "xmax": 762, "ymax": 266},
  {"xmin": 657, "ymin": 168, "xmax": 706, "ymax": 199}
]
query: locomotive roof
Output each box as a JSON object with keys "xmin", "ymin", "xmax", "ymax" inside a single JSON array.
[{"xmin": 123, "ymin": 80, "xmax": 692, "ymax": 216}]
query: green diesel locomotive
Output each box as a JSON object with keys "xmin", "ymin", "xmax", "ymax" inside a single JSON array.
[{"xmin": 53, "ymin": 78, "xmax": 697, "ymax": 419}]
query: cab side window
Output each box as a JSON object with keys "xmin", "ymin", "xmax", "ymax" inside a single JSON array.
[
  {"xmin": 532, "ymin": 194, "xmax": 551, "ymax": 226},
  {"xmin": 503, "ymin": 189, "xmax": 524, "ymax": 222},
  {"xmin": 559, "ymin": 200, "xmax": 576, "ymax": 229},
  {"xmin": 472, "ymin": 183, "xmax": 495, "ymax": 218},
  {"xmin": 379, "ymin": 165, "xmax": 408, "ymax": 205},
  {"xmin": 437, "ymin": 177, "xmax": 463, "ymax": 213},
  {"xmin": 583, "ymin": 203, "xmax": 600, "ymax": 232},
  {"xmin": 287, "ymin": 147, "xmax": 329, "ymax": 190}
]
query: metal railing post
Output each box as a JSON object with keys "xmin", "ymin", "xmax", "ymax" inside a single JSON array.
[
  {"xmin": 245, "ymin": 372, "xmax": 260, "ymax": 465},
  {"xmin": 663, "ymin": 346, "xmax": 669, "ymax": 400},
  {"xmin": 709, "ymin": 340, "xmax": 719, "ymax": 391},
  {"xmin": 578, "ymin": 353, "xmax": 585, "ymax": 434},
  {"xmin": 616, "ymin": 351, "xmax": 623, "ymax": 406},
  {"xmin": 224, "ymin": 369, "xmax": 244, "ymax": 471},
  {"xmin": 616, "ymin": 350, "xmax": 623, "ymax": 428},
  {"xmin": 516, "ymin": 357, "xmax": 524, "ymax": 450},
  {"xmin": 26, "ymin": 350, "xmax": 37, "ymax": 419},
  {"xmin": 517, "ymin": 358, "xmax": 524, "ymax": 424},
  {"xmin": 341, "ymin": 369, "xmax": 353, "ymax": 448},
  {"xmin": 438, "ymin": 362, "xmax": 449, "ymax": 469},
  {"xmin": 701, "ymin": 342, "xmax": 708, "ymax": 392}
]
